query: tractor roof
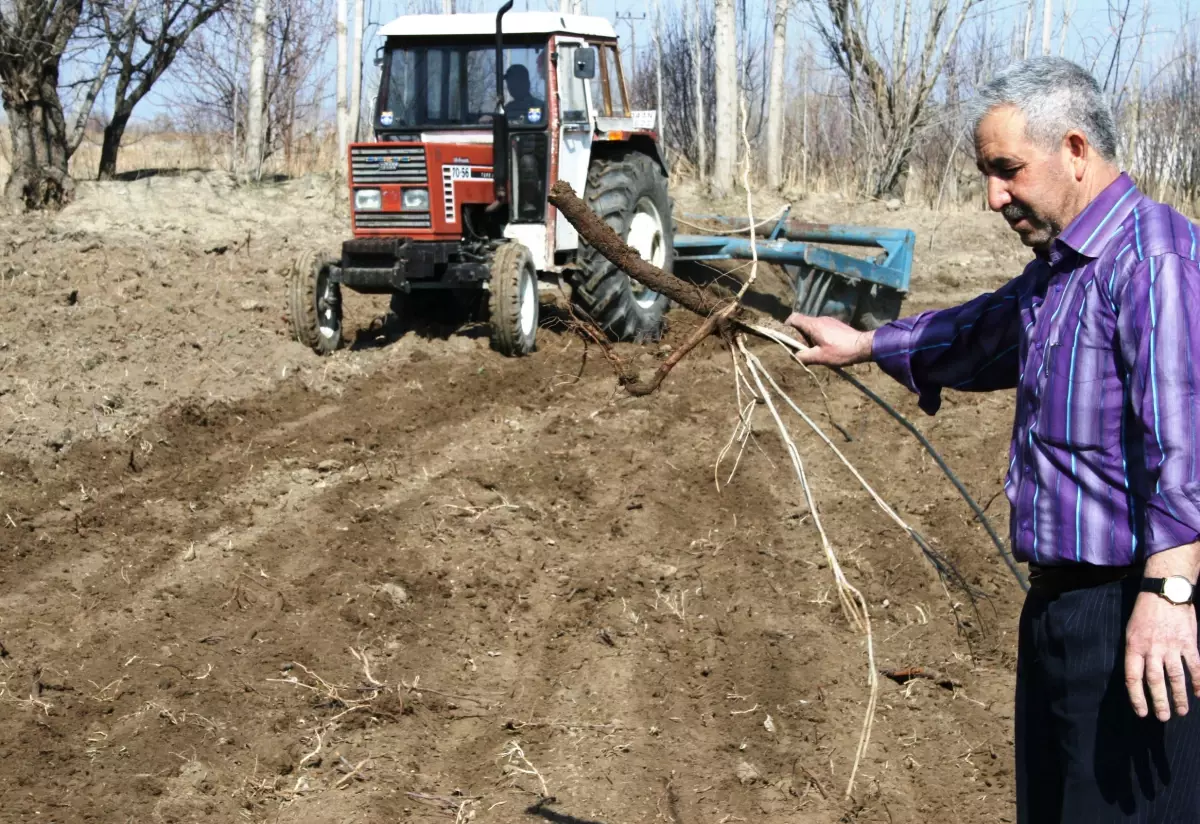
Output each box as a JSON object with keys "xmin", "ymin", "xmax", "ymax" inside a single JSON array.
[{"xmin": 378, "ymin": 11, "xmax": 617, "ymax": 40}]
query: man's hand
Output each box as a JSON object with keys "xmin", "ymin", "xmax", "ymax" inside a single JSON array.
[
  {"xmin": 785, "ymin": 313, "xmax": 875, "ymax": 367},
  {"xmin": 1125, "ymin": 595, "xmax": 1200, "ymax": 720},
  {"xmin": 1125, "ymin": 543, "xmax": 1200, "ymax": 720}
]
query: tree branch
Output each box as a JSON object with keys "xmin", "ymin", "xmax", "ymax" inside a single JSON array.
[{"xmin": 547, "ymin": 180, "xmax": 801, "ymax": 394}]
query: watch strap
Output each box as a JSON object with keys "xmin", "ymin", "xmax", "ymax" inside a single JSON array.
[
  {"xmin": 1140, "ymin": 577, "xmax": 1166, "ymax": 594},
  {"xmin": 1140, "ymin": 576, "xmax": 1195, "ymax": 604}
]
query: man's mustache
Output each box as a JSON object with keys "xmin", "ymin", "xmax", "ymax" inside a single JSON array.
[{"xmin": 1003, "ymin": 203, "xmax": 1033, "ymax": 223}]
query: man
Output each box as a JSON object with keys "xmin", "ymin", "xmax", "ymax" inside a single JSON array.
[
  {"xmin": 787, "ymin": 57, "xmax": 1200, "ymax": 822},
  {"xmin": 503, "ymin": 64, "xmax": 545, "ymax": 125}
]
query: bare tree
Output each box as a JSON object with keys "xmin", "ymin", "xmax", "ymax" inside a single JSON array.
[
  {"xmin": 712, "ymin": 0, "xmax": 737, "ymax": 195},
  {"xmin": 1058, "ymin": 0, "xmax": 1073, "ymax": 56},
  {"xmin": 1021, "ymin": 0, "xmax": 1034, "ymax": 58},
  {"xmin": 349, "ymin": 0, "xmax": 363, "ymax": 142},
  {"xmin": 93, "ymin": 0, "xmax": 228, "ymax": 179},
  {"xmin": 813, "ymin": 0, "xmax": 982, "ymax": 197},
  {"xmin": 65, "ymin": 0, "xmax": 141, "ymax": 157},
  {"xmin": 335, "ymin": 0, "xmax": 348, "ymax": 166},
  {"xmin": 176, "ymin": 0, "xmax": 333, "ymax": 174},
  {"xmin": 693, "ymin": 0, "xmax": 707, "ymax": 181},
  {"xmin": 243, "ymin": 0, "xmax": 268, "ymax": 178},
  {"xmin": 765, "ymin": 0, "xmax": 790, "ymax": 189},
  {"xmin": 653, "ymin": 0, "xmax": 664, "ymax": 139},
  {"xmin": 1041, "ymin": 0, "xmax": 1051, "ymax": 55},
  {"xmin": 0, "ymin": 0, "xmax": 84, "ymax": 209}
]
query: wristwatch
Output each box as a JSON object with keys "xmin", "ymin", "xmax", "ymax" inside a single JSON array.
[{"xmin": 1140, "ymin": 576, "xmax": 1196, "ymax": 605}]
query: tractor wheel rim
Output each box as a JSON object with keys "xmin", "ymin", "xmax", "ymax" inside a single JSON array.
[
  {"xmin": 317, "ymin": 270, "xmax": 338, "ymax": 339},
  {"xmin": 518, "ymin": 266, "xmax": 536, "ymax": 338},
  {"xmin": 628, "ymin": 198, "xmax": 665, "ymax": 309}
]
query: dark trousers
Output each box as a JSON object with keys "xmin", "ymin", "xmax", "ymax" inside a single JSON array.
[{"xmin": 1017, "ymin": 576, "xmax": 1200, "ymax": 822}]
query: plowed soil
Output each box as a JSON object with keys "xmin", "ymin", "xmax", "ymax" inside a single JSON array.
[{"xmin": 1, "ymin": 173, "xmax": 1031, "ymax": 824}]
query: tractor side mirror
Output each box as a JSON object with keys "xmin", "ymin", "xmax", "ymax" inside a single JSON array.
[
  {"xmin": 573, "ymin": 47, "xmax": 596, "ymax": 80},
  {"xmin": 374, "ymin": 46, "xmax": 384, "ymax": 67}
]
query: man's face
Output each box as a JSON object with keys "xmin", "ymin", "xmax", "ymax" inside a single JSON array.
[
  {"xmin": 506, "ymin": 67, "xmax": 530, "ymax": 98},
  {"xmin": 975, "ymin": 105, "xmax": 1074, "ymax": 251}
]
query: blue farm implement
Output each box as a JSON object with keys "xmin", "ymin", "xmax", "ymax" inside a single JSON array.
[{"xmin": 673, "ymin": 208, "xmax": 915, "ymax": 330}]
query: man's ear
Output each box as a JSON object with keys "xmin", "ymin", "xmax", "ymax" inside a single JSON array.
[{"xmin": 1064, "ymin": 130, "xmax": 1089, "ymax": 181}]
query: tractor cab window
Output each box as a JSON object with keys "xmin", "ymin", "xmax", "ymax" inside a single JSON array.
[
  {"xmin": 380, "ymin": 44, "xmax": 547, "ymax": 129},
  {"xmin": 605, "ymin": 45, "xmax": 628, "ymax": 116},
  {"xmin": 588, "ymin": 42, "xmax": 627, "ymax": 117}
]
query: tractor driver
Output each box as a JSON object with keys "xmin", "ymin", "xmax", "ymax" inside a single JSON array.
[{"xmin": 503, "ymin": 64, "xmax": 546, "ymax": 126}]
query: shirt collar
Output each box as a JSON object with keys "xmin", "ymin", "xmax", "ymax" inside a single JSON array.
[{"xmin": 1053, "ymin": 172, "xmax": 1141, "ymax": 261}]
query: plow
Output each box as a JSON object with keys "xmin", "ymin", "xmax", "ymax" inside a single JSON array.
[{"xmin": 673, "ymin": 209, "xmax": 914, "ymax": 331}]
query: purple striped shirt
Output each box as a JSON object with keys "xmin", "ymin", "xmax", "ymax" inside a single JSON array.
[{"xmin": 874, "ymin": 173, "xmax": 1200, "ymax": 566}]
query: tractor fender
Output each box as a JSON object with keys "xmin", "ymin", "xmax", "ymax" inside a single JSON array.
[{"xmin": 593, "ymin": 133, "xmax": 668, "ymax": 177}]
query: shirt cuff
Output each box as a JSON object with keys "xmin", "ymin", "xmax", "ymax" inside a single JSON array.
[
  {"xmin": 1144, "ymin": 485, "xmax": 1200, "ymax": 555},
  {"xmin": 871, "ymin": 320, "xmax": 943, "ymax": 415}
]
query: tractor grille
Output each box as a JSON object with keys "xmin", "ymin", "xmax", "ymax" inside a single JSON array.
[
  {"xmin": 350, "ymin": 145, "xmax": 428, "ymax": 184},
  {"xmin": 354, "ymin": 212, "xmax": 432, "ymax": 230}
]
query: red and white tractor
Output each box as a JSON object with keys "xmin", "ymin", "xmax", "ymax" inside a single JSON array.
[{"xmin": 289, "ymin": 3, "xmax": 672, "ymax": 356}]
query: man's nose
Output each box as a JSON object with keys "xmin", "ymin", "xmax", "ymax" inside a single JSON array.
[{"xmin": 986, "ymin": 176, "xmax": 1011, "ymax": 212}]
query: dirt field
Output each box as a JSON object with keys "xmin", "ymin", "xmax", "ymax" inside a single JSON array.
[{"xmin": 1, "ymin": 172, "xmax": 1032, "ymax": 824}]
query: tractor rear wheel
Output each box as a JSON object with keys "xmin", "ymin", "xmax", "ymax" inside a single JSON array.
[
  {"xmin": 288, "ymin": 251, "xmax": 342, "ymax": 355},
  {"xmin": 574, "ymin": 151, "xmax": 673, "ymax": 341},
  {"xmin": 488, "ymin": 241, "xmax": 539, "ymax": 356}
]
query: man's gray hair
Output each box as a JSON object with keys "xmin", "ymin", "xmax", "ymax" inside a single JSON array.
[{"xmin": 973, "ymin": 57, "xmax": 1118, "ymax": 162}]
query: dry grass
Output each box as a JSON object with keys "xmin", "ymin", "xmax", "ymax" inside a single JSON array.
[{"xmin": 0, "ymin": 125, "xmax": 341, "ymax": 187}]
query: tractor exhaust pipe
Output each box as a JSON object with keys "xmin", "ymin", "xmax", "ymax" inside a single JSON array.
[{"xmin": 489, "ymin": 0, "xmax": 515, "ymax": 210}]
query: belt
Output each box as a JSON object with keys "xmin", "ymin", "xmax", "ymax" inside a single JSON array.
[{"xmin": 1027, "ymin": 563, "xmax": 1143, "ymax": 594}]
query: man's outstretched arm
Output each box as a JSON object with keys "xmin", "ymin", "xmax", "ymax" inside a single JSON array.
[{"xmin": 785, "ymin": 276, "xmax": 1026, "ymax": 415}]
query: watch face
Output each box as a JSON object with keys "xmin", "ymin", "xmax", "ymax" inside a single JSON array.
[{"xmin": 1163, "ymin": 576, "xmax": 1194, "ymax": 604}]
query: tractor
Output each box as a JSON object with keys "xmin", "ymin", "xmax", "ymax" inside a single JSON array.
[{"xmin": 289, "ymin": 3, "xmax": 673, "ymax": 356}]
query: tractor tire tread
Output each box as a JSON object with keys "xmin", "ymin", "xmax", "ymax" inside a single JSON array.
[
  {"xmin": 489, "ymin": 242, "xmax": 537, "ymax": 356},
  {"xmin": 573, "ymin": 150, "xmax": 672, "ymax": 340},
  {"xmin": 288, "ymin": 250, "xmax": 341, "ymax": 355}
]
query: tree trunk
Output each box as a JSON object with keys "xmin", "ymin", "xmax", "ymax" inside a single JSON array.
[
  {"xmin": 1058, "ymin": 0, "xmax": 1072, "ymax": 56},
  {"xmin": 765, "ymin": 0, "xmax": 790, "ymax": 190},
  {"xmin": 1021, "ymin": 0, "xmax": 1034, "ymax": 58},
  {"xmin": 653, "ymin": 0, "xmax": 664, "ymax": 142},
  {"xmin": 335, "ymin": 0, "xmax": 349, "ymax": 172},
  {"xmin": 98, "ymin": 109, "xmax": 133, "ymax": 180},
  {"xmin": 3, "ymin": 73, "xmax": 75, "ymax": 210},
  {"xmin": 712, "ymin": 0, "xmax": 737, "ymax": 196},
  {"xmin": 349, "ymin": 0, "xmax": 364, "ymax": 143},
  {"xmin": 1041, "ymin": 0, "xmax": 1051, "ymax": 55},
  {"xmin": 693, "ymin": 0, "xmax": 706, "ymax": 182},
  {"xmin": 244, "ymin": 0, "xmax": 269, "ymax": 180}
]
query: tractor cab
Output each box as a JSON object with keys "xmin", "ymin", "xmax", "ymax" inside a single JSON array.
[{"xmin": 290, "ymin": 5, "xmax": 673, "ymax": 356}]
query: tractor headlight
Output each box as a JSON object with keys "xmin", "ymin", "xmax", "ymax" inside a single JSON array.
[
  {"xmin": 354, "ymin": 188, "xmax": 382, "ymax": 211},
  {"xmin": 402, "ymin": 188, "xmax": 429, "ymax": 211}
]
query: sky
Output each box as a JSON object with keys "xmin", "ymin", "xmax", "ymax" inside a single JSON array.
[{"xmin": 129, "ymin": 0, "xmax": 1190, "ymax": 123}]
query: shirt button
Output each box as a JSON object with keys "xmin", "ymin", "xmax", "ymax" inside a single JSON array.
[
  {"xmin": 1055, "ymin": 284, "xmax": 1063, "ymax": 292},
  {"xmin": 1035, "ymin": 341, "xmax": 1043, "ymax": 350}
]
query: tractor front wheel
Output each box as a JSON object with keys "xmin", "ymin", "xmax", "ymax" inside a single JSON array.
[
  {"xmin": 488, "ymin": 241, "xmax": 539, "ymax": 357},
  {"xmin": 574, "ymin": 151, "xmax": 673, "ymax": 341},
  {"xmin": 288, "ymin": 251, "xmax": 342, "ymax": 355}
]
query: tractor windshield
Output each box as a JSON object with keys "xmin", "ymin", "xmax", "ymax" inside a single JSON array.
[{"xmin": 378, "ymin": 44, "xmax": 547, "ymax": 130}]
